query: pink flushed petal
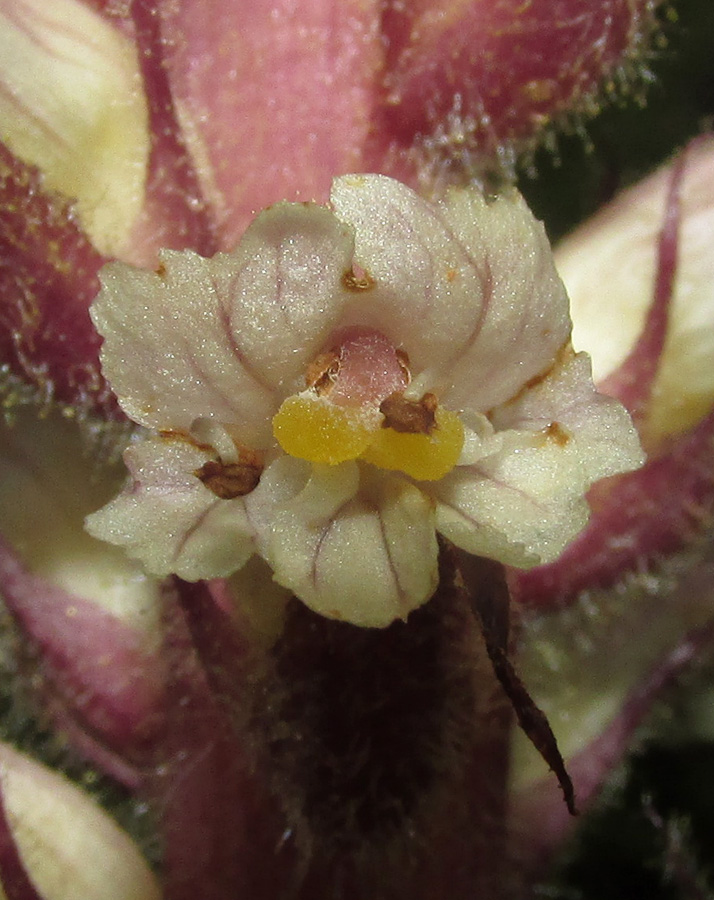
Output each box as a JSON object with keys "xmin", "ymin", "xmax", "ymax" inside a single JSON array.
[
  {"xmin": 0, "ymin": 145, "xmax": 116, "ymax": 418},
  {"xmin": 511, "ymin": 614, "xmax": 714, "ymax": 877},
  {"xmin": 514, "ymin": 406, "xmax": 714, "ymax": 606},
  {"xmin": 373, "ymin": 0, "xmax": 657, "ymax": 167},
  {"xmin": 157, "ymin": 0, "xmax": 384, "ymax": 249},
  {"xmin": 0, "ymin": 537, "xmax": 167, "ymax": 764}
]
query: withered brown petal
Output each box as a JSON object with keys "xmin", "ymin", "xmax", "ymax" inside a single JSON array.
[{"xmin": 196, "ymin": 459, "xmax": 262, "ymax": 500}]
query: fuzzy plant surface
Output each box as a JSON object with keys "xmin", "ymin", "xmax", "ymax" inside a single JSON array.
[{"xmin": 0, "ymin": 1, "xmax": 714, "ymax": 899}]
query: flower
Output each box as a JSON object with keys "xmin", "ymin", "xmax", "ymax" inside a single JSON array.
[{"xmin": 85, "ymin": 173, "xmax": 642, "ymax": 628}]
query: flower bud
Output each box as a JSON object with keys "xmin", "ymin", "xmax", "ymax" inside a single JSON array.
[
  {"xmin": 0, "ymin": 0, "xmax": 148, "ymax": 256},
  {"xmin": 557, "ymin": 135, "xmax": 714, "ymax": 444},
  {"xmin": 0, "ymin": 409, "xmax": 167, "ymax": 781},
  {"xmin": 0, "ymin": 741, "xmax": 161, "ymax": 900}
]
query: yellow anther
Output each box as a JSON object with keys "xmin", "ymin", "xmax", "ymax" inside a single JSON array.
[
  {"xmin": 361, "ymin": 407, "xmax": 464, "ymax": 481},
  {"xmin": 273, "ymin": 394, "xmax": 375, "ymax": 465}
]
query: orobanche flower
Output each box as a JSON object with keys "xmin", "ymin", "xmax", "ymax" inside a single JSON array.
[{"xmin": 85, "ymin": 175, "xmax": 642, "ymax": 628}]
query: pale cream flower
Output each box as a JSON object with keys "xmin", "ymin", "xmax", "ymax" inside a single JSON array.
[{"xmin": 86, "ymin": 175, "xmax": 642, "ymax": 627}]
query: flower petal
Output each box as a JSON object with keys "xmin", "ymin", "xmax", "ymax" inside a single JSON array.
[
  {"xmin": 207, "ymin": 202, "xmax": 356, "ymax": 393},
  {"xmin": 93, "ymin": 253, "xmax": 273, "ymax": 443},
  {"xmin": 85, "ymin": 437, "xmax": 254, "ymax": 581},
  {"xmin": 249, "ymin": 459, "xmax": 439, "ymax": 628},
  {"xmin": 437, "ymin": 185, "xmax": 572, "ymax": 412},
  {"xmin": 490, "ymin": 351, "xmax": 644, "ymax": 484},
  {"xmin": 434, "ymin": 353, "xmax": 642, "ymax": 567},
  {"xmin": 0, "ymin": 408, "xmax": 160, "ymax": 633},
  {"xmin": 434, "ymin": 437, "xmax": 589, "ymax": 568},
  {"xmin": 92, "ymin": 202, "xmax": 355, "ymax": 443},
  {"xmin": 329, "ymin": 176, "xmax": 572, "ymax": 412},
  {"xmin": 329, "ymin": 174, "xmax": 487, "ymax": 379}
]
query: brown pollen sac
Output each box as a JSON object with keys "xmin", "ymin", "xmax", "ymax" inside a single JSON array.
[
  {"xmin": 305, "ymin": 348, "xmax": 341, "ymax": 394},
  {"xmin": 195, "ymin": 458, "xmax": 262, "ymax": 499},
  {"xmin": 380, "ymin": 391, "xmax": 438, "ymax": 435},
  {"xmin": 542, "ymin": 421, "xmax": 570, "ymax": 447},
  {"xmin": 342, "ymin": 266, "xmax": 376, "ymax": 292}
]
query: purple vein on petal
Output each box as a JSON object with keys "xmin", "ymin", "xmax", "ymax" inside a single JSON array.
[
  {"xmin": 375, "ymin": 504, "xmax": 410, "ymax": 613},
  {"xmin": 464, "ymin": 464, "xmax": 547, "ymax": 509},
  {"xmin": 0, "ymin": 81, "xmax": 69, "ymax": 150},
  {"xmin": 171, "ymin": 498, "xmax": 223, "ymax": 565},
  {"xmin": 210, "ymin": 273, "xmax": 275, "ymax": 396},
  {"xmin": 453, "ymin": 258, "xmax": 494, "ymax": 371},
  {"xmin": 309, "ymin": 498, "xmax": 352, "ymax": 591}
]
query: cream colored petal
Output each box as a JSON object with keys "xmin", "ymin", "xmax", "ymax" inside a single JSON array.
[
  {"xmin": 490, "ymin": 352, "xmax": 644, "ymax": 484},
  {"xmin": 330, "ymin": 176, "xmax": 572, "ymax": 412},
  {"xmin": 250, "ymin": 459, "xmax": 439, "ymax": 628},
  {"xmin": 434, "ymin": 435, "xmax": 591, "ymax": 569},
  {"xmin": 438, "ymin": 185, "xmax": 572, "ymax": 412},
  {"xmin": 85, "ymin": 437, "xmax": 254, "ymax": 581},
  {"xmin": 329, "ymin": 174, "xmax": 487, "ymax": 380},
  {"xmin": 434, "ymin": 354, "xmax": 642, "ymax": 567},
  {"xmin": 0, "ymin": 742, "xmax": 161, "ymax": 900},
  {"xmin": 0, "ymin": 0, "xmax": 148, "ymax": 256},
  {"xmin": 207, "ymin": 202, "xmax": 356, "ymax": 393},
  {"xmin": 93, "ymin": 251, "xmax": 277, "ymax": 445},
  {"xmin": 93, "ymin": 201, "xmax": 355, "ymax": 444}
]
